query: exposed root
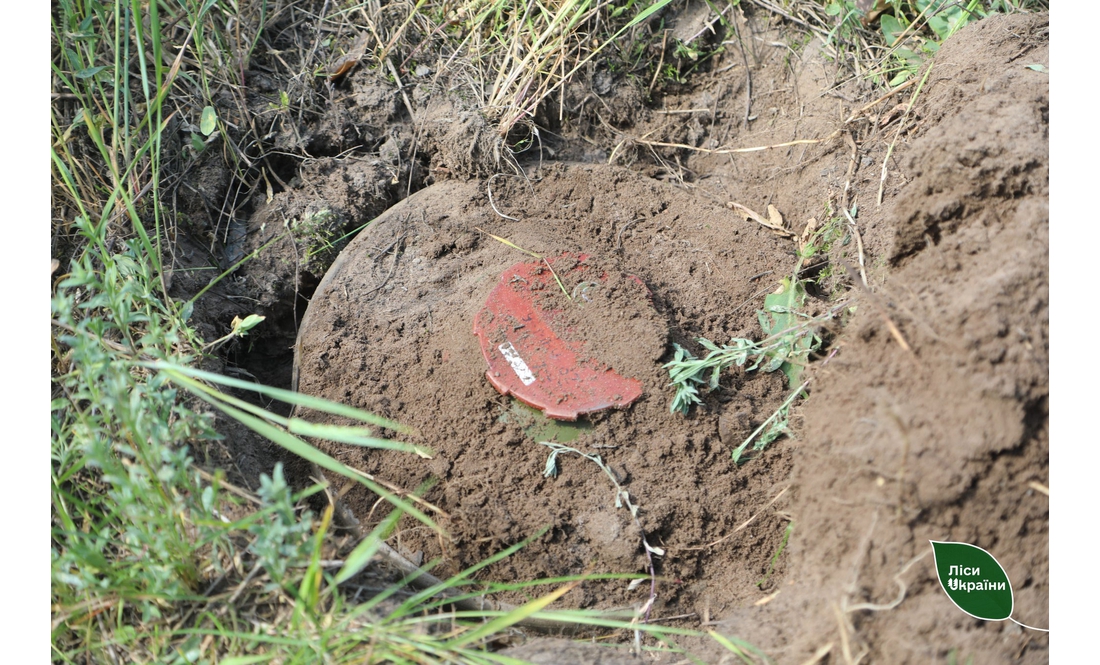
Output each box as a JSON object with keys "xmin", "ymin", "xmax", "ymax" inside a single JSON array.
[{"xmin": 844, "ymin": 551, "xmax": 930, "ymax": 613}]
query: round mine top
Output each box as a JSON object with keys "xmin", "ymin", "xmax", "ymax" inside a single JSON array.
[{"xmin": 473, "ymin": 253, "xmax": 655, "ymax": 421}]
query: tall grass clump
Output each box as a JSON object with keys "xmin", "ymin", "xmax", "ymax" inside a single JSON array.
[
  {"xmin": 460, "ymin": 0, "xmax": 678, "ymax": 136},
  {"xmin": 50, "ymin": 0, "xmax": 439, "ymax": 659},
  {"xmin": 322, "ymin": 0, "xmax": 679, "ymax": 154},
  {"xmin": 52, "ymin": 0, "xmax": 228, "ymax": 636}
]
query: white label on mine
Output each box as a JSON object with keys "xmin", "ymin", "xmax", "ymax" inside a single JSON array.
[{"xmin": 498, "ymin": 341, "xmax": 536, "ymax": 385}]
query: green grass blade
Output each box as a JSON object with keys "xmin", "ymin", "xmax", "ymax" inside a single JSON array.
[
  {"xmin": 707, "ymin": 630, "xmax": 772, "ymax": 664},
  {"xmin": 732, "ymin": 380, "xmax": 808, "ymax": 463},
  {"xmin": 296, "ymin": 505, "xmax": 333, "ymax": 613},
  {"xmin": 447, "ymin": 580, "xmax": 580, "ymax": 647},
  {"xmin": 389, "ymin": 527, "xmax": 549, "ymax": 618},
  {"xmin": 510, "ymin": 609, "xmax": 701, "ymax": 636},
  {"xmin": 175, "ymin": 385, "xmax": 437, "ymax": 530},
  {"xmin": 147, "ymin": 361, "xmax": 412, "ymax": 433},
  {"xmin": 220, "ymin": 657, "xmax": 275, "ymax": 665},
  {"xmin": 287, "ymin": 420, "xmax": 430, "ymax": 457},
  {"xmin": 163, "ymin": 368, "xmax": 429, "ymax": 457},
  {"xmin": 185, "ymin": 230, "xmax": 291, "ymax": 305}
]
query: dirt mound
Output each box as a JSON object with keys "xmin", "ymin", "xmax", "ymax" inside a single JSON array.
[
  {"xmin": 889, "ymin": 18, "xmax": 1049, "ymax": 263},
  {"xmin": 710, "ymin": 12, "xmax": 1049, "ymax": 664}
]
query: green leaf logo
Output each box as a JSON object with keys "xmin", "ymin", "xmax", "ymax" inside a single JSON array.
[{"xmin": 930, "ymin": 541, "xmax": 1013, "ymax": 621}]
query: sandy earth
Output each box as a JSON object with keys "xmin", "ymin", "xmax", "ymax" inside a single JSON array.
[{"xmin": 172, "ymin": 6, "xmax": 1048, "ymax": 662}]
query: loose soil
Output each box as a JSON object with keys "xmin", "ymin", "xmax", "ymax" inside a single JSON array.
[{"xmin": 173, "ymin": 5, "xmax": 1048, "ymax": 663}]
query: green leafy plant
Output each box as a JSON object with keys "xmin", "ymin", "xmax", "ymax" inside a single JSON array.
[
  {"xmin": 52, "ymin": 224, "xmax": 218, "ymax": 624},
  {"xmin": 758, "ymin": 277, "xmax": 820, "ymax": 386},
  {"xmin": 824, "ymin": 0, "xmax": 866, "ymax": 45},
  {"xmin": 810, "ymin": 1, "xmax": 1036, "ymax": 87},
  {"xmin": 665, "ymin": 264, "xmax": 841, "ymax": 461},
  {"xmin": 199, "ymin": 105, "xmax": 217, "ymax": 135},
  {"xmin": 874, "ymin": 0, "xmax": 992, "ymax": 84},
  {"xmin": 799, "ymin": 208, "xmax": 851, "ymax": 292},
  {"xmin": 248, "ymin": 463, "xmax": 318, "ymax": 592},
  {"xmin": 202, "ymin": 313, "xmax": 265, "ymax": 351},
  {"xmin": 268, "ymin": 89, "xmax": 290, "ymax": 112},
  {"xmin": 920, "ymin": 0, "xmax": 986, "ymax": 40},
  {"xmin": 664, "ymin": 280, "xmax": 825, "ymax": 415}
]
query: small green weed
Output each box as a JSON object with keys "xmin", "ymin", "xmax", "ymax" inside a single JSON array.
[
  {"xmin": 202, "ymin": 313, "xmax": 265, "ymax": 352},
  {"xmin": 540, "ymin": 442, "xmax": 670, "ymax": 628},
  {"xmin": 664, "ymin": 278, "xmax": 825, "ymax": 415},
  {"xmin": 801, "ymin": 202, "xmax": 856, "ymax": 293},
  {"xmin": 802, "ymin": 208, "xmax": 849, "ymax": 260},
  {"xmin": 758, "ymin": 277, "xmax": 820, "ymax": 386},
  {"xmin": 664, "ymin": 253, "xmax": 852, "ymax": 461},
  {"xmin": 247, "ymin": 463, "xmax": 319, "ymax": 593},
  {"xmin": 783, "ymin": 1, "xmax": 1047, "ymax": 88},
  {"xmin": 872, "ymin": 0, "xmax": 991, "ymax": 85},
  {"xmin": 732, "ymin": 378, "xmax": 809, "ymax": 463}
]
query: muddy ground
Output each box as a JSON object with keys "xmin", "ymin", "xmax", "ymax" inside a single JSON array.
[{"xmin": 170, "ymin": 5, "xmax": 1048, "ymax": 663}]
